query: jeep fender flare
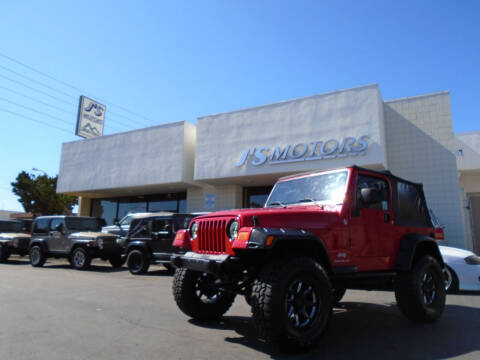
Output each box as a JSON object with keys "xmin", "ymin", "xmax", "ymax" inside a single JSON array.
[
  {"xmin": 248, "ymin": 227, "xmax": 334, "ymax": 275},
  {"xmin": 126, "ymin": 241, "xmax": 151, "ymax": 258},
  {"xmin": 29, "ymin": 238, "xmax": 48, "ymax": 252},
  {"xmin": 395, "ymin": 233, "xmax": 444, "ymax": 271}
]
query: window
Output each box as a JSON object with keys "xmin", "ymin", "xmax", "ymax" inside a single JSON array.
[
  {"xmin": 50, "ymin": 218, "xmax": 64, "ymax": 231},
  {"xmin": 91, "ymin": 193, "xmax": 187, "ymax": 225},
  {"xmin": 129, "ymin": 219, "xmax": 149, "ymax": 237},
  {"xmin": 244, "ymin": 186, "xmax": 273, "ymax": 208},
  {"xmin": 396, "ymin": 181, "xmax": 430, "ymax": 227},
  {"xmin": 356, "ymin": 175, "xmax": 390, "ymax": 211},
  {"xmin": 33, "ymin": 218, "xmax": 50, "ymax": 234}
]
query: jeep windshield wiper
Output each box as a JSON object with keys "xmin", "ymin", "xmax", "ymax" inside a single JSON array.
[{"xmin": 298, "ymin": 198, "xmax": 315, "ymax": 203}]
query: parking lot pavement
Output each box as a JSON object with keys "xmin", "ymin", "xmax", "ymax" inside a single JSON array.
[{"xmin": 1, "ymin": 256, "xmax": 479, "ymax": 360}]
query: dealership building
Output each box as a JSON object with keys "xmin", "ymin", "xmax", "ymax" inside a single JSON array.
[{"xmin": 57, "ymin": 84, "xmax": 480, "ymax": 253}]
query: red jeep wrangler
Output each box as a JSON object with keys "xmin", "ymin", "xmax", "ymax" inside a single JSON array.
[{"xmin": 171, "ymin": 166, "xmax": 446, "ymax": 348}]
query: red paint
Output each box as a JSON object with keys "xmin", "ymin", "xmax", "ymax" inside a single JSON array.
[{"xmin": 176, "ymin": 167, "xmax": 435, "ymax": 272}]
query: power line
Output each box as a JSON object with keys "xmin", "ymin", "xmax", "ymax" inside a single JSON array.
[
  {"xmin": 0, "ymin": 107, "xmax": 71, "ymax": 134},
  {"xmin": 0, "ymin": 84, "xmax": 73, "ymax": 115},
  {"xmin": 0, "ymin": 64, "xmax": 74, "ymax": 99},
  {"xmin": 0, "ymin": 96, "xmax": 126, "ymax": 133},
  {"xmin": 0, "ymin": 63, "xmax": 151, "ymax": 129},
  {"xmin": 0, "ymin": 78, "xmax": 134, "ymax": 131},
  {"xmin": 0, "ymin": 73, "xmax": 76, "ymax": 107},
  {"xmin": 0, "ymin": 52, "xmax": 156, "ymax": 125},
  {"xmin": 0, "ymin": 96, "xmax": 74, "ymax": 127}
]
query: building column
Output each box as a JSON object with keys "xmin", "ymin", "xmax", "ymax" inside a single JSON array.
[{"xmin": 78, "ymin": 197, "xmax": 92, "ymax": 216}]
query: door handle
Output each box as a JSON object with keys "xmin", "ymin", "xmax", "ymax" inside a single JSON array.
[{"xmin": 384, "ymin": 213, "xmax": 391, "ymax": 223}]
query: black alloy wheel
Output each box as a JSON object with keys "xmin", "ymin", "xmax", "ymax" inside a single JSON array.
[
  {"xmin": 395, "ymin": 255, "xmax": 446, "ymax": 323},
  {"xmin": 172, "ymin": 268, "xmax": 236, "ymax": 321},
  {"xmin": 127, "ymin": 249, "xmax": 150, "ymax": 275},
  {"xmin": 251, "ymin": 256, "xmax": 333, "ymax": 348}
]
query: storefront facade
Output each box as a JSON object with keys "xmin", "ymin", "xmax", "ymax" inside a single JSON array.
[{"xmin": 57, "ymin": 84, "xmax": 479, "ymax": 251}]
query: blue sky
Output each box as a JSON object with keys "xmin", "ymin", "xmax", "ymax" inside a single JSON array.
[{"xmin": 0, "ymin": 0, "xmax": 479, "ymax": 211}]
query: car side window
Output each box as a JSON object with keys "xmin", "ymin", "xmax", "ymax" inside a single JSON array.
[
  {"xmin": 129, "ymin": 219, "xmax": 149, "ymax": 237},
  {"xmin": 151, "ymin": 219, "xmax": 172, "ymax": 236},
  {"xmin": 50, "ymin": 218, "xmax": 63, "ymax": 232},
  {"xmin": 33, "ymin": 219, "xmax": 50, "ymax": 234},
  {"xmin": 356, "ymin": 175, "xmax": 390, "ymax": 211}
]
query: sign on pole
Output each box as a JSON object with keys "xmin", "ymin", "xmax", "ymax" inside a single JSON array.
[{"xmin": 76, "ymin": 96, "xmax": 106, "ymax": 138}]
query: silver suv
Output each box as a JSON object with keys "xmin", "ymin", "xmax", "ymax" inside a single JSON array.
[{"xmin": 29, "ymin": 216, "xmax": 123, "ymax": 270}]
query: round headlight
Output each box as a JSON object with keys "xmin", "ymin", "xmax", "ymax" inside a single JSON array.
[
  {"xmin": 228, "ymin": 220, "xmax": 239, "ymax": 240},
  {"xmin": 190, "ymin": 222, "xmax": 198, "ymax": 239}
]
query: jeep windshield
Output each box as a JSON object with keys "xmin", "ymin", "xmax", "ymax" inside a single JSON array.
[
  {"xmin": 266, "ymin": 170, "xmax": 348, "ymax": 208},
  {"xmin": 0, "ymin": 221, "xmax": 23, "ymax": 233},
  {"xmin": 65, "ymin": 218, "xmax": 102, "ymax": 231}
]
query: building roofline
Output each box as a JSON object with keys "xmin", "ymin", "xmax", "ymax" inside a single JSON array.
[
  {"xmin": 385, "ymin": 90, "xmax": 450, "ymax": 104},
  {"xmin": 197, "ymin": 83, "xmax": 380, "ymax": 120},
  {"xmin": 62, "ymin": 120, "xmax": 192, "ymax": 146}
]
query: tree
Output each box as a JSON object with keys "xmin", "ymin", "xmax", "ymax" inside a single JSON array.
[{"xmin": 11, "ymin": 171, "xmax": 78, "ymax": 217}]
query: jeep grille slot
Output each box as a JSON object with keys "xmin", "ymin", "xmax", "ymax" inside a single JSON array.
[{"xmin": 198, "ymin": 219, "xmax": 227, "ymax": 254}]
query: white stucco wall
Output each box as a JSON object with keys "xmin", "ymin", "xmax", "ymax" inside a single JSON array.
[
  {"xmin": 384, "ymin": 92, "xmax": 465, "ymax": 248},
  {"xmin": 456, "ymin": 131, "xmax": 480, "ymax": 172},
  {"xmin": 195, "ymin": 84, "xmax": 387, "ymax": 183},
  {"xmin": 57, "ymin": 121, "xmax": 196, "ymax": 195},
  {"xmin": 186, "ymin": 185, "xmax": 243, "ymax": 212}
]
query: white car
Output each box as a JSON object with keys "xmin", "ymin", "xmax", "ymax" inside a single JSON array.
[{"xmin": 440, "ymin": 245, "xmax": 480, "ymax": 292}]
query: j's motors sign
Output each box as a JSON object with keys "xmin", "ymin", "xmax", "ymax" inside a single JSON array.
[
  {"xmin": 76, "ymin": 96, "xmax": 106, "ymax": 139},
  {"xmin": 235, "ymin": 135, "xmax": 369, "ymax": 167}
]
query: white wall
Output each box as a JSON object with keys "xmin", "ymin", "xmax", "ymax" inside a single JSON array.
[
  {"xmin": 456, "ymin": 132, "xmax": 480, "ymax": 172},
  {"xmin": 195, "ymin": 84, "xmax": 387, "ymax": 183},
  {"xmin": 384, "ymin": 92, "xmax": 465, "ymax": 248},
  {"xmin": 57, "ymin": 121, "xmax": 196, "ymax": 195}
]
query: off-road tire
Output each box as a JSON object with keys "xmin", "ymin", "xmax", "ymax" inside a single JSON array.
[
  {"xmin": 173, "ymin": 268, "xmax": 236, "ymax": 321},
  {"xmin": 109, "ymin": 255, "xmax": 124, "ymax": 268},
  {"xmin": 332, "ymin": 287, "xmax": 347, "ymax": 305},
  {"xmin": 395, "ymin": 255, "xmax": 445, "ymax": 323},
  {"xmin": 443, "ymin": 265, "xmax": 459, "ymax": 293},
  {"xmin": 251, "ymin": 257, "xmax": 333, "ymax": 348},
  {"xmin": 127, "ymin": 249, "xmax": 150, "ymax": 275},
  {"xmin": 29, "ymin": 244, "xmax": 46, "ymax": 267},
  {"xmin": 0, "ymin": 244, "xmax": 11, "ymax": 262},
  {"xmin": 71, "ymin": 247, "xmax": 91, "ymax": 270},
  {"xmin": 163, "ymin": 263, "xmax": 175, "ymax": 274}
]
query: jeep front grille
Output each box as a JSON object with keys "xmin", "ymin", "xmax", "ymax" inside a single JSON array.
[{"xmin": 197, "ymin": 219, "xmax": 228, "ymax": 254}]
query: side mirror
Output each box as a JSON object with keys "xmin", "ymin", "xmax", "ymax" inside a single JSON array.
[{"xmin": 361, "ymin": 187, "xmax": 381, "ymax": 204}]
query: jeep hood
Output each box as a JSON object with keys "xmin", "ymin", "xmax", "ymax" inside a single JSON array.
[
  {"xmin": 191, "ymin": 206, "xmax": 342, "ymax": 230},
  {"xmin": 0, "ymin": 233, "xmax": 31, "ymax": 240},
  {"xmin": 69, "ymin": 231, "xmax": 117, "ymax": 239}
]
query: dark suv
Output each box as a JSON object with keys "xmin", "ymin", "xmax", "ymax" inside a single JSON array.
[
  {"xmin": 0, "ymin": 220, "xmax": 31, "ymax": 262},
  {"xmin": 171, "ymin": 166, "xmax": 446, "ymax": 348},
  {"xmin": 29, "ymin": 216, "xmax": 123, "ymax": 270},
  {"xmin": 124, "ymin": 212, "xmax": 195, "ymax": 275}
]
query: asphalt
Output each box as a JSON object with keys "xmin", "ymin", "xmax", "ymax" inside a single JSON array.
[{"xmin": 0, "ymin": 255, "xmax": 479, "ymax": 360}]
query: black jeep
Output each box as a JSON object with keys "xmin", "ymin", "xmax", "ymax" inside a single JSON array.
[
  {"xmin": 29, "ymin": 216, "xmax": 123, "ymax": 270},
  {"xmin": 0, "ymin": 220, "xmax": 31, "ymax": 262},
  {"xmin": 124, "ymin": 212, "xmax": 195, "ymax": 275}
]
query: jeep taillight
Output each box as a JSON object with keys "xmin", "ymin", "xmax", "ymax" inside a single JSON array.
[{"xmin": 434, "ymin": 228, "xmax": 444, "ymax": 241}]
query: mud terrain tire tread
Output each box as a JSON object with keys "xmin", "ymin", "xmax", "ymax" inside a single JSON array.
[
  {"xmin": 172, "ymin": 268, "xmax": 235, "ymax": 321},
  {"xmin": 251, "ymin": 256, "xmax": 333, "ymax": 348},
  {"xmin": 395, "ymin": 255, "xmax": 445, "ymax": 323}
]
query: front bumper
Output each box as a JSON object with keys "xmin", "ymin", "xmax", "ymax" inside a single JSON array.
[{"xmin": 171, "ymin": 251, "xmax": 238, "ymax": 274}]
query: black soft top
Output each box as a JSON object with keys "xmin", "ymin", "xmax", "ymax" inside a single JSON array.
[{"xmin": 354, "ymin": 166, "xmax": 433, "ymax": 228}]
